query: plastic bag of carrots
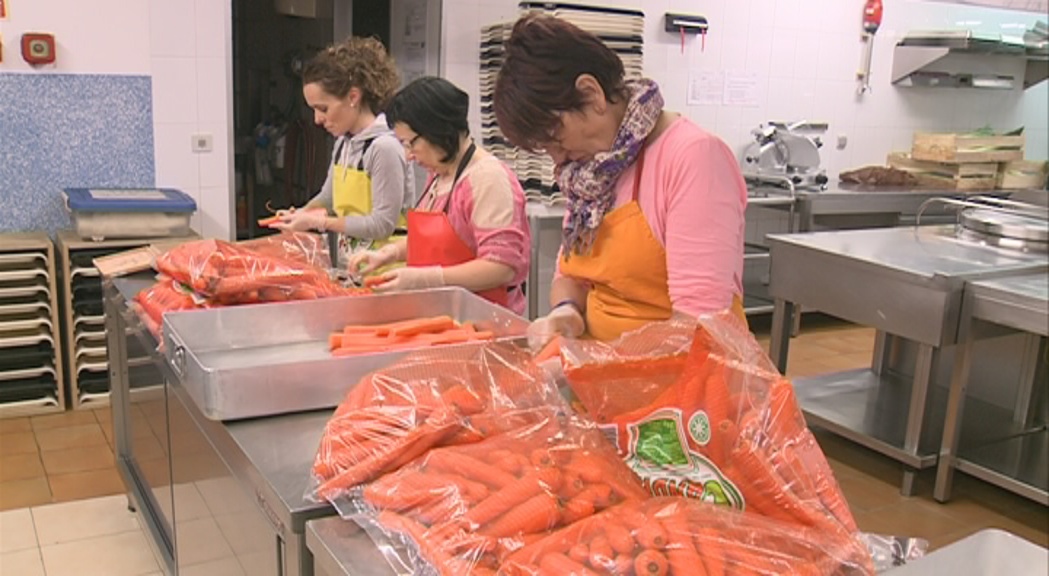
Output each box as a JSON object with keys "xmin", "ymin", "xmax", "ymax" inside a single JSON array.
[
  {"xmin": 347, "ymin": 408, "xmax": 650, "ymax": 576},
  {"xmin": 309, "ymin": 342, "xmax": 565, "ymax": 504},
  {"xmin": 500, "ymin": 497, "xmax": 875, "ymax": 575},
  {"xmin": 155, "ymin": 238, "xmax": 358, "ymax": 305},
  {"xmin": 560, "ymin": 311, "xmax": 860, "ymax": 537},
  {"xmin": 237, "ymin": 230, "xmax": 332, "ymax": 270},
  {"xmin": 132, "ymin": 278, "xmax": 209, "ymax": 341}
]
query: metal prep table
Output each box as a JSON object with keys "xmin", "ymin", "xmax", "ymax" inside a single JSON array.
[
  {"xmin": 107, "ymin": 275, "xmax": 336, "ymax": 576},
  {"xmin": 935, "ymin": 271, "xmax": 1048, "ymax": 504},
  {"xmin": 306, "ymin": 517, "xmax": 398, "ymax": 576},
  {"xmin": 526, "ymin": 201, "xmax": 565, "ymax": 320},
  {"xmin": 767, "ymin": 225, "xmax": 1047, "ymax": 495}
]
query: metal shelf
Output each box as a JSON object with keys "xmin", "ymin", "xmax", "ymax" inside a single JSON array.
[
  {"xmin": 957, "ymin": 428, "xmax": 1049, "ymax": 505},
  {"xmin": 794, "ymin": 368, "xmax": 1030, "ymax": 470}
]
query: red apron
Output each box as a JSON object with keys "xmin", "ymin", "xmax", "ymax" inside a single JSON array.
[{"xmin": 406, "ymin": 143, "xmax": 509, "ymax": 306}]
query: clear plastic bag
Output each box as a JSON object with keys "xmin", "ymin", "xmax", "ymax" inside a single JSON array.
[
  {"xmin": 155, "ymin": 238, "xmax": 357, "ymax": 305},
  {"xmin": 561, "ymin": 311, "xmax": 860, "ymax": 536},
  {"xmin": 131, "ymin": 278, "xmax": 206, "ymax": 340},
  {"xmin": 309, "ymin": 342, "xmax": 565, "ymax": 504},
  {"xmin": 347, "ymin": 408, "xmax": 649, "ymax": 576},
  {"xmin": 500, "ymin": 497, "xmax": 876, "ymax": 575},
  {"xmin": 237, "ymin": 230, "xmax": 332, "ymax": 270}
]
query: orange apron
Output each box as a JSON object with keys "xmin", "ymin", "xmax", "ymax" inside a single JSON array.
[
  {"xmin": 407, "ymin": 143, "xmax": 509, "ymax": 307},
  {"xmin": 559, "ymin": 148, "xmax": 745, "ymax": 341}
]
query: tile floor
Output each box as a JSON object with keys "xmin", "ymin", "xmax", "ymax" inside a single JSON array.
[{"xmin": 0, "ymin": 315, "xmax": 1045, "ymax": 575}]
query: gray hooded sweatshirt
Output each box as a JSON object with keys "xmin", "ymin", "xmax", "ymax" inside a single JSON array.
[{"xmin": 309, "ymin": 113, "xmax": 415, "ymax": 240}]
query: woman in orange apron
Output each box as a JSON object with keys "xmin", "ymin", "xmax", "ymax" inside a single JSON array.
[
  {"xmin": 349, "ymin": 77, "xmax": 531, "ymax": 316},
  {"xmin": 492, "ymin": 14, "xmax": 748, "ymax": 347},
  {"xmin": 272, "ymin": 37, "xmax": 413, "ymax": 267}
]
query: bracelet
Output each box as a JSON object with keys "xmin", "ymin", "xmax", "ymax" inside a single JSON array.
[{"xmin": 552, "ymin": 299, "xmax": 584, "ymax": 317}]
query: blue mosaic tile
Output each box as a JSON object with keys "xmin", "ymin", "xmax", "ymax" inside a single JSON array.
[{"xmin": 0, "ymin": 73, "xmax": 155, "ymax": 235}]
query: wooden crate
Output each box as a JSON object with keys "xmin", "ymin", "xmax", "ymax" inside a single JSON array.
[
  {"xmin": 996, "ymin": 160, "xmax": 1049, "ymax": 189},
  {"xmin": 887, "ymin": 152, "xmax": 998, "ymax": 190},
  {"xmin": 912, "ymin": 132, "xmax": 1025, "ymax": 163}
]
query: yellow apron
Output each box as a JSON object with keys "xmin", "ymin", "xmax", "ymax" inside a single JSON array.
[
  {"xmin": 559, "ymin": 148, "xmax": 746, "ymax": 341},
  {"xmin": 331, "ymin": 137, "xmax": 407, "ymax": 264}
]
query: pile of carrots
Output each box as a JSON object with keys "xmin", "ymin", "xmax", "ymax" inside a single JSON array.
[
  {"xmin": 312, "ymin": 343, "xmax": 559, "ymax": 501},
  {"xmin": 562, "ymin": 311, "xmax": 861, "ymax": 537},
  {"xmin": 329, "ymin": 315, "xmax": 495, "ymax": 357},
  {"xmin": 361, "ymin": 409, "xmax": 650, "ymax": 575},
  {"xmin": 156, "ymin": 238, "xmax": 362, "ymax": 305},
  {"xmin": 500, "ymin": 497, "xmax": 874, "ymax": 575}
]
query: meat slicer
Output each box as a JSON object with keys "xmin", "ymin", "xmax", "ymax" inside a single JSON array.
[{"xmin": 742, "ymin": 122, "xmax": 829, "ymax": 190}]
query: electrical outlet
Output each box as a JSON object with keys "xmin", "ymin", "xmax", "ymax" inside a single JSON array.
[{"xmin": 191, "ymin": 133, "xmax": 213, "ymax": 153}]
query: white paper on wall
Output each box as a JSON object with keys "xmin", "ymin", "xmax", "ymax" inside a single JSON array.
[
  {"xmin": 687, "ymin": 71, "xmax": 724, "ymax": 106},
  {"xmin": 723, "ymin": 72, "xmax": 762, "ymax": 107}
]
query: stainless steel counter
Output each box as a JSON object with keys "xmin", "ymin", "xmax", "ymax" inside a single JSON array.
[
  {"xmin": 935, "ymin": 271, "xmax": 1048, "ymax": 504},
  {"xmin": 306, "ymin": 517, "xmax": 397, "ymax": 576},
  {"xmin": 107, "ymin": 275, "xmax": 337, "ymax": 576},
  {"xmin": 766, "ymin": 225, "xmax": 1047, "ymax": 495}
]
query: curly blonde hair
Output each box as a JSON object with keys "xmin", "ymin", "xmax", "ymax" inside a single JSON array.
[{"xmin": 302, "ymin": 37, "xmax": 400, "ymax": 113}]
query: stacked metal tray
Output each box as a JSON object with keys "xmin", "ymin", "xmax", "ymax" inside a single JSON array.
[
  {"xmin": 55, "ymin": 230, "xmax": 191, "ymax": 408},
  {"xmin": 0, "ymin": 233, "xmax": 64, "ymax": 415}
]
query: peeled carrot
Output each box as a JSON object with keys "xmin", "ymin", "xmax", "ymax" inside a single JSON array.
[
  {"xmin": 257, "ymin": 215, "xmax": 281, "ymax": 227},
  {"xmin": 534, "ymin": 336, "xmax": 562, "ymax": 363},
  {"xmin": 363, "ymin": 275, "xmax": 391, "ymax": 288},
  {"xmin": 390, "ymin": 315, "xmax": 456, "ymax": 337},
  {"xmin": 328, "ymin": 333, "xmax": 343, "ymax": 350},
  {"xmin": 465, "ymin": 468, "xmax": 562, "ymax": 528},
  {"xmin": 426, "ymin": 450, "xmax": 517, "ymax": 489}
]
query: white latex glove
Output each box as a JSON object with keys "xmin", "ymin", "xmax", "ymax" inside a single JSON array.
[
  {"xmin": 527, "ymin": 304, "xmax": 585, "ymax": 352},
  {"xmin": 272, "ymin": 208, "xmax": 327, "ymax": 232},
  {"xmin": 370, "ymin": 266, "xmax": 445, "ymax": 293},
  {"xmin": 348, "ymin": 243, "xmax": 402, "ymax": 277}
]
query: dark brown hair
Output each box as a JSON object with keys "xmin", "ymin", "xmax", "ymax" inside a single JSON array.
[
  {"xmin": 302, "ymin": 37, "xmax": 400, "ymax": 113},
  {"xmin": 494, "ymin": 14, "xmax": 627, "ymax": 151}
]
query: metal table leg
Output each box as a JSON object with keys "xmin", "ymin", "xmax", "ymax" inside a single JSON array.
[
  {"xmin": 901, "ymin": 343, "xmax": 935, "ymax": 496},
  {"xmin": 934, "ymin": 320, "xmax": 976, "ymax": 502},
  {"xmin": 770, "ymin": 298, "xmax": 795, "ymax": 373}
]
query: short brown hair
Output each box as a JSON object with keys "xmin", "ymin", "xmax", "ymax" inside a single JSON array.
[
  {"xmin": 302, "ymin": 37, "xmax": 400, "ymax": 113},
  {"xmin": 494, "ymin": 14, "xmax": 627, "ymax": 151}
]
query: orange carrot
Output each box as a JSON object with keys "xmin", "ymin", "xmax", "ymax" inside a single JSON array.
[
  {"xmin": 634, "ymin": 549, "xmax": 669, "ymax": 576},
  {"xmin": 534, "ymin": 335, "xmax": 562, "ymax": 363},
  {"xmin": 390, "ymin": 315, "xmax": 456, "ymax": 337},
  {"xmin": 587, "ymin": 536, "xmax": 615, "ymax": 572},
  {"xmin": 561, "ymin": 496, "xmax": 594, "ymax": 525},
  {"xmin": 636, "ymin": 522, "xmax": 668, "ymax": 550},
  {"xmin": 426, "ymin": 450, "xmax": 517, "ymax": 489},
  {"xmin": 257, "ymin": 215, "xmax": 281, "ymax": 227},
  {"xmin": 480, "ymin": 493, "xmax": 561, "ymax": 539},
  {"xmin": 613, "ymin": 554, "xmax": 634, "ymax": 574},
  {"xmin": 568, "ymin": 543, "xmax": 589, "ymax": 564},
  {"xmin": 363, "ymin": 275, "xmax": 391, "ymax": 288},
  {"xmin": 377, "ymin": 510, "xmax": 463, "ymax": 576},
  {"xmin": 329, "ymin": 333, "xmax": 343, "ymax": 350},
  {"xmin": 604, "ymin": 522, "xmax": 635, "ymax": 555},
  {"xmin": 440, "ymin": 384, "xmax": 486, "ymax": 415},
  {"xmin": 465, "ymin": 468, "xmax": 562, "ymax": 528},
  {"xmin": 539, "ymin": 552, "xmax": 598, "ymax": 576}
]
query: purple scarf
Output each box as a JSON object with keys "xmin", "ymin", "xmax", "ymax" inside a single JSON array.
[{"xmin": 557, "ymin": 79, "xmax": 664, "ymax": 257}]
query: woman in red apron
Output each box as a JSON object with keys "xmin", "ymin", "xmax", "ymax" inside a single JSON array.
[{"xmin": 349, "ymin": 77, "xmax": 531, "ymax": 316}]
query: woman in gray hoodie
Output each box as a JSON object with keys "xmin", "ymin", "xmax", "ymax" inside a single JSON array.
[{"xmin": 273, "ymin": 37, "xmax": 414, "ymax": 266}]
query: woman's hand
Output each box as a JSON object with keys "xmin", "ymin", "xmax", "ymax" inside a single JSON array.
[
  {"xmin": 271, "ymin": 208, "xmax": 327, "ymax": 232},
  {"xmin": 347, "ymin": 242, "xmax": 404, "ymax": 277},
  {"xmin": 527, "ymin": 304, "xmax": 585, "ymax": 351},
  {"xmin": 368, "ymin": 266, "xmax": 445, "ymax": 292}
]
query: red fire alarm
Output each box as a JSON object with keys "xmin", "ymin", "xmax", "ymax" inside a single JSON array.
[{"xmin": 22, "ymin": 33, "xmax": 56, "ymax": 65}]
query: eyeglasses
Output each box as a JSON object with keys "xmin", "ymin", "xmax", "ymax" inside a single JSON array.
[{"xmin": 400, "ymin": 134, "xmax": 422, "ymax": 150}]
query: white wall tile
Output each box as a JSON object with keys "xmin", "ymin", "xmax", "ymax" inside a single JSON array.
[
  {"xmin": 744, "ymin": 26, "xmax": 774, "ymax": 76},
  {"xmin": 154, "ymin": 123, "xmax": 201, "ymax": 191},
  {"xmin": 152, "ymin": 57, "xmax": 199, "ymax": 124},
  {"xmin": 792, "ymin": 35, "xmax": 821, "ymax": 81},
  {"xmin": 195, "ymin": 0, "xmax": 227, "ymax": 58},
  {"xmin": 196, "ymin": 57, "xmax": 229, "ymax": 126},
  {"xmin": 197, "ymin": 124, "xmax": 231, "ymax": 189},
  {"xmin": 198, "ymin": 186, "xmax": 234, "ymax": 240},
  {"xmin": 149, "ymin": 0, "xmax": 196, "ymax": 58}
]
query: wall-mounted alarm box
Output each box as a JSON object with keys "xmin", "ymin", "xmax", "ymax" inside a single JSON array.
[{"xmin": 22, "ymin": 33, "xmax": 56, "ymax": 65}]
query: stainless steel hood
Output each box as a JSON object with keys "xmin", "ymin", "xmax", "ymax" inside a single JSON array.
[{"xmin": 891, "ymin": 28, "xmax": 1049, "ymax": 90}]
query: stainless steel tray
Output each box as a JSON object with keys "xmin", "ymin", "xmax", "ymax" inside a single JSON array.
[{"xmin": 161, "ymin": 287, "xmax": 530, "ymax": 421}]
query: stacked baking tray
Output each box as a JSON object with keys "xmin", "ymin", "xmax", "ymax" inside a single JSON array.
[
  {"xmin": 55, "ymin": 230, "xmax": 185, "ymax": 408},
  {"xmin": 479, "ymin": 2, "xmax": 644, "ymax": 203},
  {"xmin": 0, "ymin": 233, "xmax": 64, "ymax": 415}
]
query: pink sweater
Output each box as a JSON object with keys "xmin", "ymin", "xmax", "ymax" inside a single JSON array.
[
  {"xmin": 425, "ymin": 152, "xmax": 530, "ymax": 316},
  {"xmin": 557, "ymin": 117, "xmax": 747, "ymax": 316}
]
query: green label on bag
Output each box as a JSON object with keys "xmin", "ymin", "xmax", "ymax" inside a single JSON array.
[{"xmin": 625, "ymin": 408, "xmax": 745, "ymax": 510}]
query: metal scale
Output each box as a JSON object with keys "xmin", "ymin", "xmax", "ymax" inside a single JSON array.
[{"xmin": 742, "ymin": 121, "xmax": 830, "ymax": 192}]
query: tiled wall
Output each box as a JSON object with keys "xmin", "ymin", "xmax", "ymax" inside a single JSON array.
[
  {"xmin": 440, "ymin": 0, "xmax": 1049, "ymax": 176},
  {"xmin": 0, "ymin": 0, "xmax": 234, "ymax": 239}
]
